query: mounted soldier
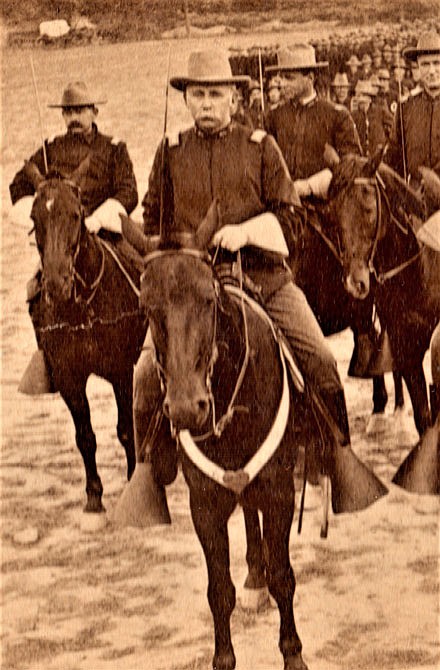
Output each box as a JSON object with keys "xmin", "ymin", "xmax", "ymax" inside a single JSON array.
[
  {"xmin": 130, "ymin": 48, "xmax": 380, "ymax": 511},
  {"xmin": 9, "ymin": 80, "xmax": 138, "ymax": 391}
]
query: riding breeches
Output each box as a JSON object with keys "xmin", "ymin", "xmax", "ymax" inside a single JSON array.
[{"xmin": 265, "ymin": 281, "xmax": 343, "ymax": 393}]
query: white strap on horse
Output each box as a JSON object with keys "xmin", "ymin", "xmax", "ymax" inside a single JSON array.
[{"xmin": 178, "ymin": 287, "xmax": 304, "ymax": 496}]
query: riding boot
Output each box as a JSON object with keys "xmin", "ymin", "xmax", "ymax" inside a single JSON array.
[
  {"xmin": 19, "ymin": 272, "xmax": 57, "ymax": 395},
  {"xmin": 430, "ymin": 384, "xmax": 440, "ymax": 425},
  {"xmin": 319, "ymin": 388, "xmax": 351, "ymax": 447}
]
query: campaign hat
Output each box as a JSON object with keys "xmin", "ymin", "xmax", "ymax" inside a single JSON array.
[
  {"xmin": 48, "ymin": 81, "xmax": 107, "ymax": 108},
  {"xmin": 331, "ymin": 72, "xmax": 350, "ymax": 88},
  {"xmin": 170, "ymin": 49, "xmax": 250, "ymax": 91},
  {"xmin": 265, "ymin": 44, "xmax": 328, "ymax": 73},
  {"xmin": 402, "ymin": 31, "xmax": 440, "ymax": 62}
]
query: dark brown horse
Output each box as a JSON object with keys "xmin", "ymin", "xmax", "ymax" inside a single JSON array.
[
  {"xmin": 326, "ymin": 152, "xmax": 440, "ymax": 439},
  {"xmin": 122, "ymin": 208, "xmax": 388, "ymax": 670},
  {"xmin": 25, "ymin": 162, "xmax": 147, "ymax": 513}
]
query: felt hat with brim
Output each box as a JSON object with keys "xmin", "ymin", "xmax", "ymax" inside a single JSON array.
[
  {"xmin": 378, "ymin": 68, "xmax": 390, "ymax": 80},
  {"xmin": 346, "ymin": 55, "xmax": 361, "ymax": 66},
  {"xmin": 170, "ymin": 49, "xmax": 250, "ymax": 91},
  {"xmin": 265, "ymin": 45, "xmax": 328, "ymax": 73},
  {"xmin": 361, "ymin": 53, "xmax": 372, "ymax": 64},
  {"xmin": 48, "ymin": 81, "xmax": 107, "ymax": 108},
  {"xmin": 403, "ymin": 31, "xmax": 440, "ymax": 62},
  {"xmin": 331, "ymin": 72, "xmax": 350, "ymax": 88}
]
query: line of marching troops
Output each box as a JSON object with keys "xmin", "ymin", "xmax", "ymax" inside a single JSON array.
[{"xmin": 229, "ymin": 20, "xmax": 439, "ymax": 161}]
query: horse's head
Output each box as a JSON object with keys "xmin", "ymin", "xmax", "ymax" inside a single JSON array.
[
  {"xmin": 327, "ymin": 151, "xmax": 384, "ymax": 299},
  {"xmin": 124, "ymin": 200, "xmax": 221, "ymax": 432},
  {"xmin": 28, "ymin": 159, "xmax": 88, "ymax": 302}
]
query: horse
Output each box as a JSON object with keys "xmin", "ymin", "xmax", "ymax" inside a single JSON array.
[
  {"xmin": 23, "ymin": 161, "xmax": 147, "ymax": 514},
  {"xmin": 326, "ymin": 151, "xmax": 440, "ymax": 440},
  {"xmin": 122, "ymin": 207, "xmax": 388, "ymax": 670},
  {"xmin": 294, "ymin": 199, "xmax": 404, "ymax": 427}
]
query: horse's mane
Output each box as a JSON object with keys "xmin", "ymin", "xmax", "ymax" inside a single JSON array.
[{"xmin": 377, "ymin": 163, "xmax": 427, "ymax": 224}]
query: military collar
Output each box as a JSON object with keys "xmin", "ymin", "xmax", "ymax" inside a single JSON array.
[{"xmin": 194, "ymin": 123, "xmax": 232, "ymax": 140}]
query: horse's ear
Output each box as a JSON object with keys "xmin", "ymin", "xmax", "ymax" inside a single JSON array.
[
  {"xmin": 120, "ymin": 214, "xmax": 160, "ymax": 255},
  {"xmin": 195, "ymin": 199, "xmax": 220, "ymax": 250},
  {"xmin": 419, "ymin": 166, "xmax": 440, "ymax": 209},
  {"xmin": 324, "ymin": 143, "xmax": 340, "ymax": 168},
  {"xmin": 364, "ymin": 145, "xmax": 385, "ymax": 177},
  {"xmin": 70, "ymin": 155, "xmax": 91, "ymax": 187},
  {"xmin": 23, "ymin": 160, "xmax": 45, "ymax": 189}
]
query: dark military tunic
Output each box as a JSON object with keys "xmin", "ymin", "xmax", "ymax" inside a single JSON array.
[
  {"xmin": 10, "ymin": 123, "xmax": 138, "ymax": 216},
  {"xmin": 265, "ymin": 95, "xmax": 362, "ymax": 178},
  {"xmin": 143, "ymin": 122, "xmax": 301, "ymax": 299},
  {"xmin": 385, "ymin": 89, "xmax": 440, "ymax": 192}
]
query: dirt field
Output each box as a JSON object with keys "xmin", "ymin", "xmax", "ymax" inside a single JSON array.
[{"xmin": 1, "ymin": 33, "xmax": 439, "ymax": 670}]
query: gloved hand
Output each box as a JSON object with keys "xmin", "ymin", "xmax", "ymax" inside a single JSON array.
[
  {"xmin": 9, "ymin": 196, "xmax": 35, "ymax": 229},
  {"xmin": 85, "ymin": 198, "xmax": 127, "ymax": 234},
  {"xmin": 293, "ymin": 179, "xmax": 312, "ymax": 198},
  {"xmin": 212, "ymin": 224, "xmax": 248, "ymax": 252}
]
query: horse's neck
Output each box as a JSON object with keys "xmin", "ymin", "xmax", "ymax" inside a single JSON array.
[{"xmin": 75, "ymin": 225, "xmax": 103, "ymax": 284}]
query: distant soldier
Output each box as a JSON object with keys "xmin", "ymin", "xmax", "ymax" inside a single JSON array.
[
  {"xmin": 330, "ymin": 72, "xmax": 351, "ymax": 108},
  {"xmin": 385, "ymin": 31, "xmax": 440, "ymax": 204},
  {"xmin": 346, "ymin": 54, "xmax": 361, "ymax": 89},
  {"xmin": 265, "ymin": 44, "xmax": 361, "ymax": 198},
  {"xmin": 266, "ymin": 75, "xmax": 283, "ymax": 111},
  {"xmin": 360, "ymin": 53, "xmax": 373, "ymax": 80}
]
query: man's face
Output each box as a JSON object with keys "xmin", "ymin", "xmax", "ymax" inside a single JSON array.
[
  {"xmin": 268, "ymin": 86, "xmax": 281, "ymax": 104},
  {"xmin": 417, "ymin": 54, "xmax": 440, "ymax": 95},
  {"xmin": 280, "ymin": 71, "xmax": 312, "ymax": 101},
  {"xmin": 62, "ymin": 106, "xmax": 96, "ymax": 134},
  {"xmin": 185, "ymin": 85, "xmax": 234, "ymax": 133},
  {"xmin": 334, "ymin": 86, "xmax": 349, "ymax": 103}
]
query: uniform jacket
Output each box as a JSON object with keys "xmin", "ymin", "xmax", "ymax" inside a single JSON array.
[
  {"xmin": 353, "ymin": 100, "xmax": 392, "ymax": 156},
  {"xmin": 142, "ymin": 122, "xmax": 301, "ymax": 299},
  {"xmin": 10, "ymin": 124, "xmax": 138, "ymax": 216},
  {"xmin": 265, "ymin": 95, "xmax": 362, "ymax": 178},
  {"xmin": 385, "ymin": 89, "xmax": 440, "ymax": 193}
]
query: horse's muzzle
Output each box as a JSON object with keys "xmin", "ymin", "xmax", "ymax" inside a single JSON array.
[
  {"xmin": 163, "ymin": 391, "xmax": 211, "ymax": 432},
  {"xmin": 344, "ymin": 262, "xmax": 370, "ymax": 300}
]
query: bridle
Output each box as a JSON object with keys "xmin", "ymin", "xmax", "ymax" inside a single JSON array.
[
  {"xmin": 142, "ymin": 248, "xmax": 251, "ymax": 440},
  {"xmin": 322, "ymin": 171, "xmax": 422, "ymax": 285},
  {"xmin": 38, "ymin": 178, "xmax": 105, "ymax": 305}
]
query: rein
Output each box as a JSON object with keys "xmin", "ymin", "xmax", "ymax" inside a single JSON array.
[
  {"xmin": 73, "ymin": 232, "xmax": 106, "ymax": 305},
  {"xmin": 363, "ymin": 175, "xmax": 423, "ymax": 285}
]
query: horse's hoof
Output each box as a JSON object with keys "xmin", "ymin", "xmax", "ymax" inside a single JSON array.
[
  {"xmin": 80, "ymin": 512, "xmax": 107, "ymax": 533},
  {"xmin": 284, "ymin": 652, "xmax": 308, "ymax": 670},
  {"xmin": 238, "ymin": 585, "xmax": 270, "ymax": 612},
  {"xmin": 366, "ymin": 412, "xmax": 388, "ymax": 435}
]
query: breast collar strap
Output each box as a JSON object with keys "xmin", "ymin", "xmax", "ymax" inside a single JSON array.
[{"xmin": 178, "ymin": 287, "xmax": 297, "ymax": 496}]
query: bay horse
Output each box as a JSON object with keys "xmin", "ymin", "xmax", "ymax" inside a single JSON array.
[
  {"xmin": 122, "ymin": 208, "xmax": 388, "ymax": 670},
  {"xmin": 326, "ymin": 151, "xmax": 440, "ymax": 440},
  {"xmin": 24, "ymin": 161, "xmax": 147, "ymax": 513},
  {"xmin": 294, "ymin": 199, "xmax": 404, "ymax": 425}
]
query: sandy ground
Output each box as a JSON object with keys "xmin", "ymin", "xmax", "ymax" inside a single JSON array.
[{"xmin": 1, "ymin": 32, "xmax": 439, "ymax": 670}]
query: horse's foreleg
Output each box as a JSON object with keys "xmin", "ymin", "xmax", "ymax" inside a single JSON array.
[
  {"xmin": 372, "ymin": 375, "xmax": 388, "ymax": 414},
  {"xmin": 112, "ymin": 376, "xmax": 136, "ymax": 480},
  {"xmin": 262, "ymin": 486, "xmax": 307, "ymax": 670},
  {"xmin": 190, "ymin": 490, "xmax": 236, "ymax": 670},
  {"xmin": 393, "ymin": 371, "xmax": 405, "ymax": 410},
  {"xmin": 240, "ymin": 506, "xmax": 269, "ymax": 611},
  {"xmin": 403, "ymin": 365, "xmax": 431, "ymax": 436},
  {"xmin": 61, "ymin": 385, "xmax": 104, "ymax": 512}
]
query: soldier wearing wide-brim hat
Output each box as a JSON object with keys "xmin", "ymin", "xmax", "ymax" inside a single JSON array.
[
  {"xmin": 385, "ymin": 31, "xmax": 440, "ymax": 203},
  {"xmin": 265, "ymin": 44, "xmax": 328, "ymax": 74},
  {"xmin": 9, "ymin": 79, "xmax": 138, "ymax": 393},
  {"xmin": 330, "ymin": 72, "xmax": 351, "ymax": 107},
  {"xmin": 134, "ymin": 47, "xmax": 357, "ymax": 506}
]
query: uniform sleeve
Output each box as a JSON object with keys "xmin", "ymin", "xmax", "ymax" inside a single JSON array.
[
  {"xmin": 261, "ymin": 134, "xmax": 303, "ymax": 257},
  {"xmin": 9, "ymin": 145, "xmax": 48, "ymax": 204},
  {"xmin": 333, "ymin": 107, "xmax": 362, "ymax": 157},
  {"xmin": 142, "ymin": 141, "xmax": 165, "ymax": 236},
  {"xmin": 111, "ymin": 141, "xmax": 138, "ymax": 214},
  {"xmin": 384, "ymin": 106, "xmax": 405, "ymax": 177}
]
